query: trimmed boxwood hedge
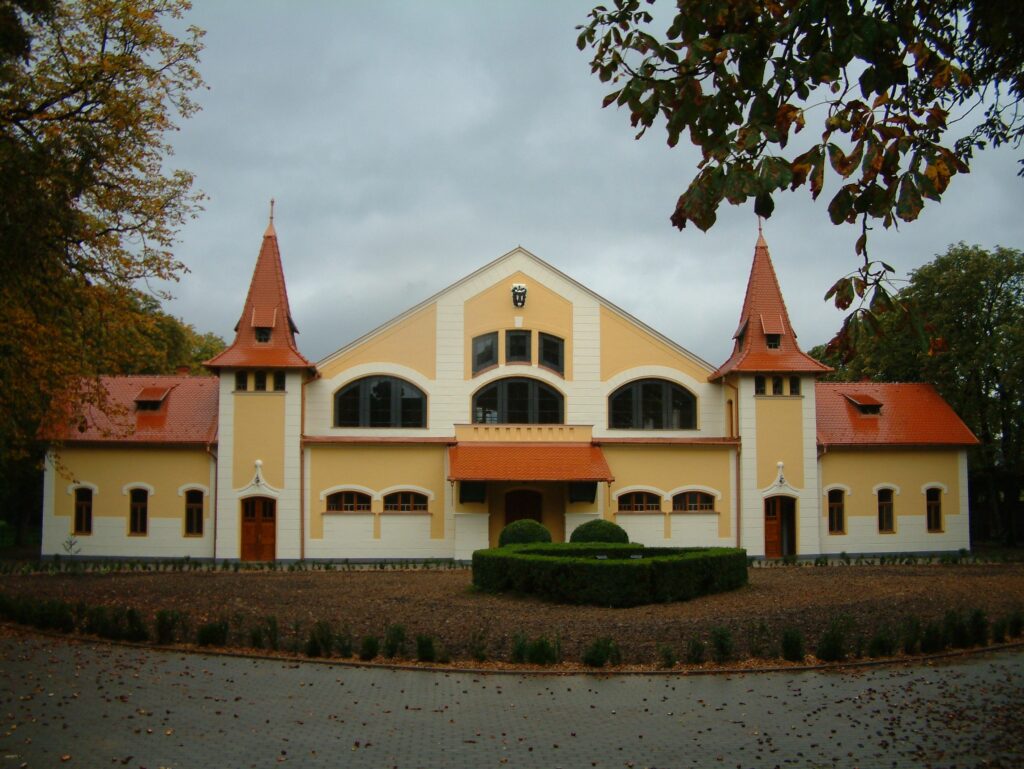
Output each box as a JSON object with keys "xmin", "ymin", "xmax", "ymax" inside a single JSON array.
[
  {"xmin": 569, "ymin": 519, "xmax": 629, "ymax": 544},
  {"xmin": 471, "ymin": 543, "xmax": 748, "ymax": 607},
  {"xmin": 498, "ymin": 519, "xmax": 552, "ymax": 546}
]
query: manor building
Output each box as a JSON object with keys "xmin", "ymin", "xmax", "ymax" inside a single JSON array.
[{"xmin": 41, "ymin": 219, "xmax": 978, "ymax": 560}]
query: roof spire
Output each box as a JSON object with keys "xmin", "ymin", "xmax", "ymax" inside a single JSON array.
[{"xmin": 265, "ymin": 198, "xmax": 276, "ymax": 237}]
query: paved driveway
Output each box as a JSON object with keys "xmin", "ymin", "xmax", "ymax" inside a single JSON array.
[{"xmin": 0, "ymin": 631, "xmax": 1020, "ymax": 768}]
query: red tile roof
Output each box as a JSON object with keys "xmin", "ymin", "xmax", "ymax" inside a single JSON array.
[
  {"xmin": 711, "ymin": 233, "xmax": 832, "ymax": 380},
  {"xmin": 50, "ymin": 375, "xmax": 219, "ymax": 445},
  {"xmin": 448, "ymin": 443, "xmax": 614, "ymax": 482},
  {"xmin": 816, "ymin": 382, "xmax": 978, "ymax": 447},
  {"xmin": 206, "ymin": 220, "xmax": 314, "ymax": 370}
]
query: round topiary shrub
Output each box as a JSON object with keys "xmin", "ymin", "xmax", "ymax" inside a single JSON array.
[
  {"xmin": 569, "ymin": 518, "xmax": 629, "ymax": 544},
  {"xmin": 498, "ymin": 519, "xmax": 552, "ymax": 546}
]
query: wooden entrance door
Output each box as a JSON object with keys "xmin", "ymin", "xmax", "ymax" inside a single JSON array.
[
  {"xmin": 505, "ymin": 490, "xmax": 542, "ymax": 526},
  {"xmin": 764, "ymin": 496, "xmax": 796, "ymax": 558},
  {"xmin": 241, "ymin": 496, "xmax": 276, "ymax": 561}
]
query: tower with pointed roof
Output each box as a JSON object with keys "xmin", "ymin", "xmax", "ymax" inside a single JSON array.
[
  {"xmin": 713, "ymin": 231, "xmax": 831, "ymax": 558},
  {"xmin": 207, "ymin": 211, "xmax": 313, "ymax": 561}
]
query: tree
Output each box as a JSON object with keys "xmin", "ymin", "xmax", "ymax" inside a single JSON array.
[
  {"xmin": 577, "ymin": 0, "xmax": 1023, "ymax": 317},
  {"xmin": 0, "ymin": 0, "xmax": 205, "ymax": 464},
  {"xmin": 810, "ymin": 244, "xmax": 1024, "ymax": 545}
]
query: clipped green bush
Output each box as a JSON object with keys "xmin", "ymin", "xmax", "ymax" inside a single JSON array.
[
  {"xmin": 525, "ymin": 636, "xmax": 559, "ymax": 665},
  {"xmin": 867, "ymin": 626, "xmax": 897, "ymax": 658},
  {"xmin": 581, "ymin": 637, "xmax": 621, "ymax": 668},
  {"xmin": 569, "ymin": 519, "xmax": 629, "ymax": 544},
  {"xmin": 359, "ymin": 635, "xmax": 380, "ymax": 661},
  {"xmin": 686, "ymin": 637, "xmax": 705, "ymax": 665},
  {"xmin": 658, "ymin": 644, "xmax": 677, "ymax": 668},
  {"xmin": 710, "ymin": 627, "xmax": 734, "ymax": 663},
  {"xmin": 816, "ymin": 617, "xmax": 851, "ymax": 662},
  {"xmin": 416, "ymin": 634, "xmax": 437, "ymax": 662},
  {"xmin": 383, "ymin": 624, "xmax": 407, "ymax": 658},
  {"xmin": 472, "ymin": 543, "xmax": 747, "ymax": 608},
  {"xmin": 781, "ymin": 628, "xmax": 805, "ymax": 662},
  {"xmin": 920, "ymin": 621, "xmax": 947, "ymax": 653},
  {"xmin": 196, "ymin": 619, "xmax": 229, "ymax": 647},
  {"xmin": 498, "ymin": 519, "xmax": 552, "ymax": 546}
]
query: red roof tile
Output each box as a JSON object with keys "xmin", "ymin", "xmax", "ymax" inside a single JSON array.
[
  {"xmin": 50, "ymin": 376, "xmax": 219, "ymax": 445},
  {"xmin": 448, "ymin": 443, "xmax": 614, "ymax": 482},
  {"xmin": 206, "ymin": 220, "xmax": 314, "ymax": 370},
  {"xmin": 816, "ymin": 382, "xmax": 978, "ymax": 447},
  {"xmin": 711, "ymin": 233, "xmax": 832, "ymax": 380}
]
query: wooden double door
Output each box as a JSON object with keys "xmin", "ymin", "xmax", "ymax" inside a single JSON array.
[
  {"xmin": 241, "ymin": 496, "xmax": 276, "ymax": 561},
  {"xmin": 764, "ymin": 495, "xmax": 796, "ymax": 558},
  {"xmin": 505, "ymin": 490, "xmax": 543, "ymax": 526}
]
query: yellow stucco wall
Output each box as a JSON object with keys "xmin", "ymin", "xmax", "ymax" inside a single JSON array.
[
  {"xmin": 308, "ymin": 444, "xmax": 446, "ymax": 539},
  {"xmin": 463, "ymin": 270, "xmax": 574, "ymax": 380},
  {"xmin": 602, "ymin": 444, "xmax": 733, "ymax": 538},
  {"xmin": 820, "ymin": 449, "xmax": 962, "ymax": 520},
  {"xmin": 54, "ymin": 446, "xmax": 210, "ymax": 534},
  {"xmin": 600, "ymin": 306, "xmax": 710, "ymax": 382},
  {"xmin": 319, "ymin": 304, "xmax": 437, "ymax": 381},
  {"xmin": 233, "ymin": 393, "xmax": 286, "ymax": 489},
  {"xmin": 755, "ymin": 397, "xmax": 804, "ymax": 488}
]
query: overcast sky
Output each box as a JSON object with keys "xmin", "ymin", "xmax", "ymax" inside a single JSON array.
[{"xmin": 162, "ymin": 1, "xmax": 1024, "ymax": 368}]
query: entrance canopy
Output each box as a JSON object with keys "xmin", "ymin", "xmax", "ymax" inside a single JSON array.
[{"xmin": 448, "ymin": 443, "xmax": 613, "ymax": 482}]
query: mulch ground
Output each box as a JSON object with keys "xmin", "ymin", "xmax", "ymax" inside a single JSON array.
[{"xmin": 3, "ymin": 562, "xmax": 1023, "ymax": 668}]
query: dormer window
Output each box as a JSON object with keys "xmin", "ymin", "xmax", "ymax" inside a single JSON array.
[
  {"xmin": 134, "ymin": 386, "xmax": 171, "ymax": 411},
  {"xmin": 255, "ymin": 327, "xmax": 272, "ymax": 343},
  {"xmin": 844, "ymin": 393, "xmax": 883, "ymax": 415},
  {"xmin": 766, "ymin": 334, "xmax": 781, "ymax": 349}
]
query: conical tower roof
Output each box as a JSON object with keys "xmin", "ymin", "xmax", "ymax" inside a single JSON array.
[
  {"xmin": 710, "ymin": 230, "xmax": 831, "ymax": 381},
  {"xmin": 206, "ymin": 213, "xmax": 314, "ymax": 370}
]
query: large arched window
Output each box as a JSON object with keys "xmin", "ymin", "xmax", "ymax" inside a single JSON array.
[
  {"xmin": 326, "ymin": 491, "xmax": 371, "ymax": 512},
  {"xmin": 608, "ymin": 379, "xmax": 696, "ymax": 429},
  {"xmin": 334, "ymin": 376, "xmax": 426, "ymax": 427},
  {"xmin": 472, "ymin": 377, "xmax": 563, "ymax": 424}
]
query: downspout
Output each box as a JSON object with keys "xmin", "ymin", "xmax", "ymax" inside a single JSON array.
[
  {"xmin": 206, "ymin": 442, "xmax": 218, "ymax": 558},
  {"xmin": 299, "ymin": 373, "xmax": 307, "ymax": 560},
  {"xmin": 736, "ymin": 443, "xmax": 742, "ymax": 549}
]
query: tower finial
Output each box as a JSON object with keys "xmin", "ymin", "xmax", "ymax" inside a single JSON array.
[
  {"xmin": 757, "ymin": 215, "xmax": 763, "ymax": 235},
  {"xmin": 269, "ymin": 197, "xmax": 275, "ymax": 223}
]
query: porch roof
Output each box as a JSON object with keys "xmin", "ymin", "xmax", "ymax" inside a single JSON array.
[{"xmin": 448, "ymin": 443, "xmax": 614, "ymax": 482}]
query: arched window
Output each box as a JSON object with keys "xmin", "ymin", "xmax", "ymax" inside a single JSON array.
[
  {"xmin": 129, "ymin": 488, "xmax": 148, "ymax": 535},
  {"xmin": 672, "ymin": 491, "xmax": 715, "ymax": 512},
  {"xmin": 926, "ymin": 488, "xmax": 942, "ymax": 532},
  {"xmin": 185, "ymin": 489, "xmax": 203, "ymax": 536},
  {"xmin": 827, "ymin": 489, "xmax": 845, "ymax": 534},
  {"xmin": 334, "ymin": 376, "xmax": 426, "ymax": 428},
  {"xmin": 608, "ymin": 379, "xmax": 696, "ymax": 429},
  {"xmin": 383, "ymin": 491, "xmax": 428, "ymax": 512},
  {"xmin": 74, "ymin": 488, "xmax": 93, "ymax": 535},
  {"xmin": 326, "ymin": 491, "xmax": 371, "ymax": 512},
  {"xmin": 877, "ymin": 488, "xmax": 895, "ymax": 533},
  {"xmin": 617, "ymin": 492, "xmax": 661, "ymax": 512},
  {"xmin": 472, "ymin": 378, "xmax": 563, "ymax": 424}
]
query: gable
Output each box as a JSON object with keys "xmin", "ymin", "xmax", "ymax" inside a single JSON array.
[
  {"xmin": 600, "ymin": 306, "xmax": 712, "ymax": 382},
  {"xmin": 318, "ymin": 304, "xmax": 437, "ymax": 381}
]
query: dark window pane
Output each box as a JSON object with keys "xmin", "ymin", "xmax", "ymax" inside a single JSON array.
[
  {"xmin": 235, "ymin": 371, "xmax": 247, "ymax": 391},
  {"xmin": 755, "ymin": 376, "xmax": 766, "ymax": 395},
  {"xmin": 273, "ymin": 371, "xmax": 286, "ymax": 391},
  {"xmin": 640, "ymin": 381, "xmax": 664, "ymax": 429},
  {"xmin": 537, "ymin": 384, "xmax": 562, "ymax": 423},
  {"xmin": 539, "ymin": 333, "xmax": 563, "ymax": 374},
  {"xmin": 472, "ymin": 332, "xmax": 497, "ymax": 374},
  {"xmin": 670, "ymin": 386, "xmax": 695, "ymax": 429},
  {"xmin": 789, "ymin": 376, "xmax": 801, "ymax": 396},
  {"xmin": 473, "ymin": 384, "xmax": 499, "ymax": 423},
  {"xmin": 609, "ymin": 388, "xmax": 634, "ymax": 428},
  {"xmin": 772, "ymin": 376, "xmax": 784, "ymax": 395},
  {"xmin": 336, "ymin": 386, "xmax": 360, "ymax": 426},
  {"xmin": 254, "ymin": 371, "xmax": 267, "ymax": 391},
  {"xmin": 399, "ymin": 382, "xmax": 425, "ymax": 427},
  {"xmin": 505, "ymin": 380, "xmax": 530, "ymax": 423},
  {"xmin": 506, "ymin": 330, "xmax": 530, "ymax": 362},
  {"xmin": 368, "ymin": 378, "xmax": 393, "ymax": 426}
]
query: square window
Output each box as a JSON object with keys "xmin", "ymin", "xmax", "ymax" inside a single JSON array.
[
  {"xmin": 539, "ymin": 333, "xmax": 564, "ymax": 375},
  {"xmin": 273, "ymin": 371, "xmax": 286, "ymax": 392},
  {"xmin": 235, "ymin": 371, "xmax": 247, "ymax": 391},
  {"xmin": 505, "ymin": 330, "xmax": 531, "ymax": 363},
  {"xmin": 472, "ymin": 332, "xmax": 498, "ymax": 374},
  {"xmin": 766, "ymin": 334, "xmax": 781, "ymax": 349},
  {"xmin": 255, "ymin": 327, "xmax": 271, "ymax": 343},
  {"xmin": 772, "ymin": 376, "xmax": 784, "ymax": 395},
  {"xmin": 754, "ymin": 376, "xmax": 766, "ymax": 395},
  {"xmin": 789, "ymin": 376, "xmax": 801, "ymax": 396}
]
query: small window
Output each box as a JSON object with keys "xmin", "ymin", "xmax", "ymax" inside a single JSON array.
[
  {"xmin": 472, "ymin": 332, "xmax": 498, "ymax": 374},
  {"xmin": 828, "ymin": 489, "xmax": 845, "ymax": 534},
  {"xmin": 877, "ymin": 488, "xmax": 894, "ymax": 533},
  {"xmin": 754, "ymin": 376, "xmax": 766, "ymax": 395},
  {"xmin": 129, "ymin": 489, "xmax": 148, "ymax": 535},
  {"xmin": 136, "ymin": 400, "xmax": 161, "ymax": 411},
  {"xmin": 568, "ymin": 482, "xmax": 596, "ymax": 504},
  {"xmin": 459, "ymin": 482, "xmax": 487, "ymax": 504},
  {"xmin": 789, "ymin": 376, "xmax": 801, "ymax": 396},
  {"xmin": 185, "ymin": 490, "xmax": 203, "ymax": 536},
  {"xmin": 383, "ymin": 491, "xmax": 428, "ymax": 512},
  {"xmin": 235, "ymin": 371, "xmax": 248, "ymax": 391},
  {"xmin": 255, "ymin": 327, "xmax": 271, "ymax": 343},
  {"xmin": 766, "ymin": 334, "xmax": 781, "ymax": 349},
  {"xmin": 926, "ymin": 488, "xmax": 942, "ymax": 532},
  {"xmin": 672, "ymin": 491, "xmax": 715, "ymax": 512},
  {"xmin": 254, "ymin": 371, "xmax": 267, "ymax": 391},
  {"xmin": 74, "ymin": 488, "xmax": 93, "ymax": 535},
  {"xmin": 273, "ymin": 371, "xmax": 286, "ymax": 392},
  {"xmin": 505, "ymin": 330, "xmax": 531, "ymax": 363},
  {"xmin": 772, "ymin": 376, "xmax": 784, "ymax": 395},
  {"xmin": 539, "ymin": 333, "xmax": 564, "ymax": 375},
  {"xmin": 326, "ymin": 491, "xmax": 371, "ymax": 512},
  {"xmin": 617, "ymin": 492, "xmax": 661, "ymax": 512}
]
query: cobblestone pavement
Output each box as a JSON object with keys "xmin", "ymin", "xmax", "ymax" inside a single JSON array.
[{"xmin": 0, "ymin": 632, "xmax": 1021, "ymax": 769}]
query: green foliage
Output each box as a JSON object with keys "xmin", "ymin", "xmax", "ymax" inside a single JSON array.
[
  {"xmin": 968, "ymin": 609, "xmax": 990, "ymax": 646},
  {"xmin": 498, "ymin": 519, "xmax": 552, "ymax": 546},
  {"xmin": 305, "ymin": 620, "xmax": 335, "ymax": 658},
  {"xmin": 509, "ymin": 634, "xmax": 528, "ymax": 664},
  {"xmin": 816, "ymin": 617, "xmax": 851, "ymax": 662},
  {"xmin": 469, "ymin": 628, "xmax": 489, "ymax": 662},
  {"xmin": 746, "ymin": 621, "xmax": 772, "ymax": 658},
  {"xmin": 944, "ymin": 609, "xmax": 972, "ymax": 649},
  {"xmin": 710, "ymin": 627, "xmax": 734, "ymax": 664},
  {"xmin": 383, "ymin": 624, "xmax": 407, "ymax": 658},
  {"xmin": 867, "ymin": 626, "xmax": 898, "ymax": 658},
  {"xmin": 335, "ymin": 626, "xmax": 354, "ymax": 658},
  {"xmin": 578, "ymin": 0, "xmax": 1022, "ymax": 291},
  {"xmin": 992, "ymin": 617, "xmax": 1008, "ymax": 644},
  {"xmin": 196, "ymin": 619, "xmax": 228, "ymax": 647},
  {"xmin": 415, "ymin": 634, "xmax": 437, "ymax": 663},
  {"xmin": 781, "ymin": 628, "xmax": 805, "ymax": 662},
  {"xmin": 581, "ymin": 637, "xmax": 621, "ymax": 667},
  {"xmin": 569, "ymin": 519, "xmax": 629, "ymax": 544},
  {"xmin": 901, "ymin": 616, "xmax": 922, "ymax": 655},
  {"xmin": 358, "ymin": 635, "xmax": 380, "ymax": 661},
  {"xmin": 658, "ymin": 644, "xmax": 677, "ymax": 669},
  {"xmin": 155, "ymin": 609, "xmax": 186, "ymax": 645},
  {"xmin": 524, "ymin": 636, "xmax": 559, "ymax": 666},
  {"xmin": 685, "ymin": 637, "xmax": 705, "ymax": 665},
  {"xmin": 920, "ymin": 621, "xmax": 947, "ymax": 653},
  {"xmin": 472, "ymin": 543, "xmax": 748, "ymax": 607},
  {"xmin": 1008, "ymin": 609, "xmax": 1024, "ymax": 638}
]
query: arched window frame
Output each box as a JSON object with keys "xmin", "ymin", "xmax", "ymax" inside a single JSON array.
[
  {"xmin": 471, "ymin": 377, "xmax": 564, "ymax": 425},
  {"xmin": 873, "ymin": 484, "xmax": 899, "ymax": 534},
  {"xmin": 184, "ymin": 489, "xmax": 204, "ymax": 536},
  {"xmin": 333, "ymin": 375, "xmax": 427, "ymax": 428},
  {"xmin": 382, "ymin": 490, "xmax": 429, "ymax": 513},
  {"xmin": 127, "ymin": 487, "xmax": 149, "ymax": 536},
  {"xmin": 74, "ymin": 487, "xmax": 93, "ymax": 535},
  {"xmin": 671, "ymin": 490, "xmax": 717, "ymax": 512},
  {"xmin": 607, "ymin": 378, "xmax": 697, "ymax": 430},
  {"xmin": 824, "ymin": 486, "xmax": 848, "ymax": 534},
  {"xmin": 326, "ymin": 490, "xmax": 372, "ymax": 512},
  {"xmin": 923, "ymin": 484, "xmax": 945, "ymax": 533},
  {"xmin": 616, "ymin": 491, "xmax": 663, "ymax": 513}
]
